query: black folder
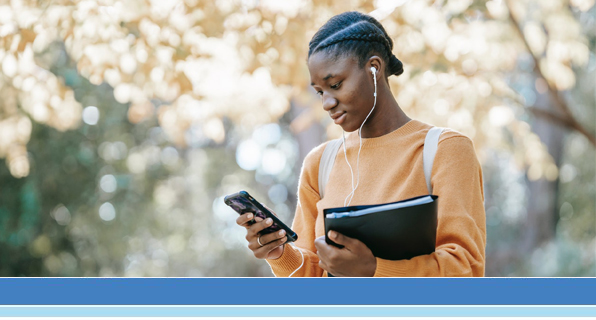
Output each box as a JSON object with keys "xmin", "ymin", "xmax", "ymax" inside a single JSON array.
[{"xmin": 323, "ymin": 195, "xmax": 438, "ymax": 262}]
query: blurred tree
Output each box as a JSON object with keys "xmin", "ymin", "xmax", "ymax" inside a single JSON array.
[{"xmin": 506, "ymin": 0, "xmax": 594, "ymax": 255}]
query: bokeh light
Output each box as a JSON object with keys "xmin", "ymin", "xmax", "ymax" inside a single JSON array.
[
  {"xmin": 99, "ymin": 174, "xmax": 118, "ymax": 193},
  {"xmin": 99, "ymin": 202, "xmax": 116, "ymax": 221},
  {"xmin": 236, "ymin": 139, "xmax": 262, "ymax": 171},
  {"xmin": 82, "ymin": 106, "xmax": 99, "ymax": 125}
]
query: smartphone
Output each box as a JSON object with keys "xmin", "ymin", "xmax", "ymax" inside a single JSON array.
[{"xmin": 224, "ymin": 190, "xmax": 298, "ymax": 243}]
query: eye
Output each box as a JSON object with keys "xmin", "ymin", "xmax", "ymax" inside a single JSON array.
[{"xmin": 330, "ymin": 81, "xmax": 342, "ymax": 89}]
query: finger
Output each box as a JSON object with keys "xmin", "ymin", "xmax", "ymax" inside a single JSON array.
[
  {"xmin": 317, "ymin": 252, "xmax": 331, "ymax": 273},
  {"xmin": 247, "ymin": 217, "xmax": 274, "ymax": 238},
  {"xmin": 249, "ymin": 229, "xmax": 286, "ymax": 250},
  {"xmin": 236, "ymin": 212, "xmax": 254, "ymax": 227},
  {"xmin": 317, "ymin": 252, "xmax": 341, "ymax": 277},
  {"xmin": 314, "ymin": 236, "xmax": 334, "ymax": 260},
  {"xmin": 314, "ymin": 235, "xmax": 326, "ymax": 252},
  {"xmin": 327, "ymin": 230, "xmax": 356, "ymax": 250},
  {"xmin": 255, "ymin": 217, "xmax": 273, "ymax": 233},
  {"xmin": 253, "ymin": 236, "xmax": 287, "ymax": 258},
  {"xmin": 261, "ymin": 229, "xmax": 286, "ymax": 244}
]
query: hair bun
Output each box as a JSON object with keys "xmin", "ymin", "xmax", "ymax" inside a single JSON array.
[{"xmin": 389, "ymin": 55, "xmax": 404, "ymax": 76}]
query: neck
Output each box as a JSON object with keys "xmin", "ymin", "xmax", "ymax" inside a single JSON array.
[{"xmin": 359, "ymin": 83, "xmax": 410, "ymax": 139}]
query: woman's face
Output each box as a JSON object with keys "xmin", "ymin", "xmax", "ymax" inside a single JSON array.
[{"xmin": 308, "ymin": 51, "xmax": 375, "ymax": 133}]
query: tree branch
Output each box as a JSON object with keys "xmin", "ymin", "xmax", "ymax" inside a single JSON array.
[
  {"xmin": 505, "ymin": 0, "xmax": 596, "ymax": 147},
  {"xmin": 526, "ymin": 107, "xmax": 574, "ymax": 129}
]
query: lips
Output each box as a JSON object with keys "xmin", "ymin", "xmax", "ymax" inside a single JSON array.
[
  {"xmin": 330, "ymin": 112, "xmax": 345, "ymax": 120},
  {"xmin": 330, "ymin": 112, "xmax": 346, "ymax": 125}
]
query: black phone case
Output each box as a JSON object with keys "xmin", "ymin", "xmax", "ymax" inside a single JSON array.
[{"xmin": 224, "ymin": 191, "xmax": 298, "ymax": 243}]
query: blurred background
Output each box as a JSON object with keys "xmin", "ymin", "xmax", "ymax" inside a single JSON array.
[{"xmin": 0, "ymin": 0, "xmax": 594, "ymax": 277}]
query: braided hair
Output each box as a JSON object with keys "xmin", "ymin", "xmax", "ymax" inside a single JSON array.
[{"xmin": 308, "ymin": 11, "xmax": 403, "ymax": 77}]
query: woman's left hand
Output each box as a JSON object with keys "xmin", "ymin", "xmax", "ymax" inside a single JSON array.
[{"xmin": 314, "ymin": 231, "xmax": 377, "ymax": 277}]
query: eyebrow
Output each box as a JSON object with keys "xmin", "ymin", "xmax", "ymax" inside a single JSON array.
[{"xmin": 311, "ymin": 74, "xmax": 336, "ymax": 86}]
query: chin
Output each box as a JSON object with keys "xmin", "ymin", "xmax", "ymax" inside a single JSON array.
[
  {"xmin": 335, "ymin": 113, "xmax": 361, "ymax": 132},
  {"xmin": 338, "ymin": 122, "xmax": 360, "ymax": 133}
]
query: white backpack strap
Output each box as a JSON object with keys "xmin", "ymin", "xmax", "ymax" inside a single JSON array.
[
  {"xmin": 423, "ymin": 127, "xmax": 444, "ymax": 195},
  {"xmin": 318, "ymin": 139, "xmax": 343, "ymax": 199}
]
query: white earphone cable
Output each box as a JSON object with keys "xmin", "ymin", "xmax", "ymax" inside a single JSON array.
[
  {"xmin": 288, "ymin": 242, "xmax": 304, "ymax": 277},
  {"xmin": 342, "ymin": 131, "xmax": 356, "ymax": 204},
  {"xmin": 289, "ymin": 68, "xmax": 377, "ymax": 277},
  {"xmin": 344, "ymin": 67, "xmax": 377, "ymax": 207}
]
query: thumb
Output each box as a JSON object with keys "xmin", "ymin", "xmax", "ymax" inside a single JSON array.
[{"xmin": 328, "ymin": 230, "xmax": 356, "ymax": 249}]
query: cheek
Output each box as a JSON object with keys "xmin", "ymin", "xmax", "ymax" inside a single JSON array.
[
  {"xmin": 343, "ymin": 86, "xmax": 368, "ymax": 115},
  {"xmin": 341, "ymin": 76, "xmax": 370, "ymax": 110},
  {"xmin": 341, "ymin": 85, "xmax": 363, "ymax": 108}
]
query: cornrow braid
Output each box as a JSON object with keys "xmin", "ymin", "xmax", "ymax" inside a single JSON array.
[
  {"xmin": 308, "ymin": 11, "xmax": 403, "ymax": 77},
  {"xmin": 315, "ymin": 32, "xmax": 393, "ymax": 57}
]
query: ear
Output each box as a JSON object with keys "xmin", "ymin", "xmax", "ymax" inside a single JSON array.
[{"xmin": 367, "ymin": 56, "xmax": 383, "ymax": 79}]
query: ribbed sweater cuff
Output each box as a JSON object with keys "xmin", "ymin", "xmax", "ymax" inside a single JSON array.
[
  {"xmin": 266, "ymin": 244, "xmax": 302, "ymax": 277},
  {"xmin": 373, "ymin": 257, "xmax": 407, "ymax": 277}
]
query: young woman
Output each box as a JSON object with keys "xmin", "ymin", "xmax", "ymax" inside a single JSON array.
[{"xmin": 236, "ymin": 11, "xmax": 486, "ymax": 277}]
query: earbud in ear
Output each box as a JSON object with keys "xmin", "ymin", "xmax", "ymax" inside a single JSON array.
[{"xmin": 370, "ymin": 67, "xmax": 377, "ymax": 75}]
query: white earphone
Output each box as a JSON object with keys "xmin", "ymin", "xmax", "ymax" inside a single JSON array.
[
  {"xmin": 370, "ymin": 67, "xmax": 377, "ymax": 97},
  {"xmin": 342, "ymin": 65, "xmax": 379, "ymax": 207}
]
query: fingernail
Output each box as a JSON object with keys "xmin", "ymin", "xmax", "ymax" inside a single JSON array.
[
  {"xmin": 247, "ymin": 213, "xmax": 253, "ymax": 219},
  {"xmin": 279, "ymin": 230, "xmax": 286, "ymax": 236},
  {"xmin": 329, "ymin": 231, "xmax": 336, "ymax": 239},
  {"xmin": 266, "ymin": 218, "xmax": 272, "ymax": 224}
]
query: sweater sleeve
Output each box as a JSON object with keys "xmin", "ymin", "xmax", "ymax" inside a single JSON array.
[
  {"xmin": 265, "ymin": 144, "xmax": 326, "ymax": 277},
  {"xmin": 373, "ymin": 135, "xmax": 487, "ymax": 277}
]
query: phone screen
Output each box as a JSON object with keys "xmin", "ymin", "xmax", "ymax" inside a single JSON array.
[{"xmin": 226, "ymin": 194, "xmax": 282, "ymax": 235}]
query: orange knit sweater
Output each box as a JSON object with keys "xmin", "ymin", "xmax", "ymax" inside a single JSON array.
[{"xmin": 266, "ymin": 120, "xmax": 486, "ymax": 277}]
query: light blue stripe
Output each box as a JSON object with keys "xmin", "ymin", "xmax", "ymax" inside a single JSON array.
[{"xmin": 0, "ymin": 306, "xmax": 595, "ymax": 317}]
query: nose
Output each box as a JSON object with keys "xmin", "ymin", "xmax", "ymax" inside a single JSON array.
[{"xmin": 321, "ymin": 92, "xmax": 338, "ymax": 111}]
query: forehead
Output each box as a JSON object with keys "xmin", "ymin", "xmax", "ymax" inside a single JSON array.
[{"xmin": 308, "ymin": 51, "xmax": 359, "ymax": 83}]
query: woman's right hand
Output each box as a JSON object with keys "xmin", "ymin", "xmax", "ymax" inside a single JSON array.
[{"xmin": 236, "ymin": 212, "xmax": 287, "ymax": 260}]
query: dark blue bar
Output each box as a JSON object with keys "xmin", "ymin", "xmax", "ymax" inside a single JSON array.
[{"xmin": 0, "ymin": 278, "xmax": 595, "ymax": 305}]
